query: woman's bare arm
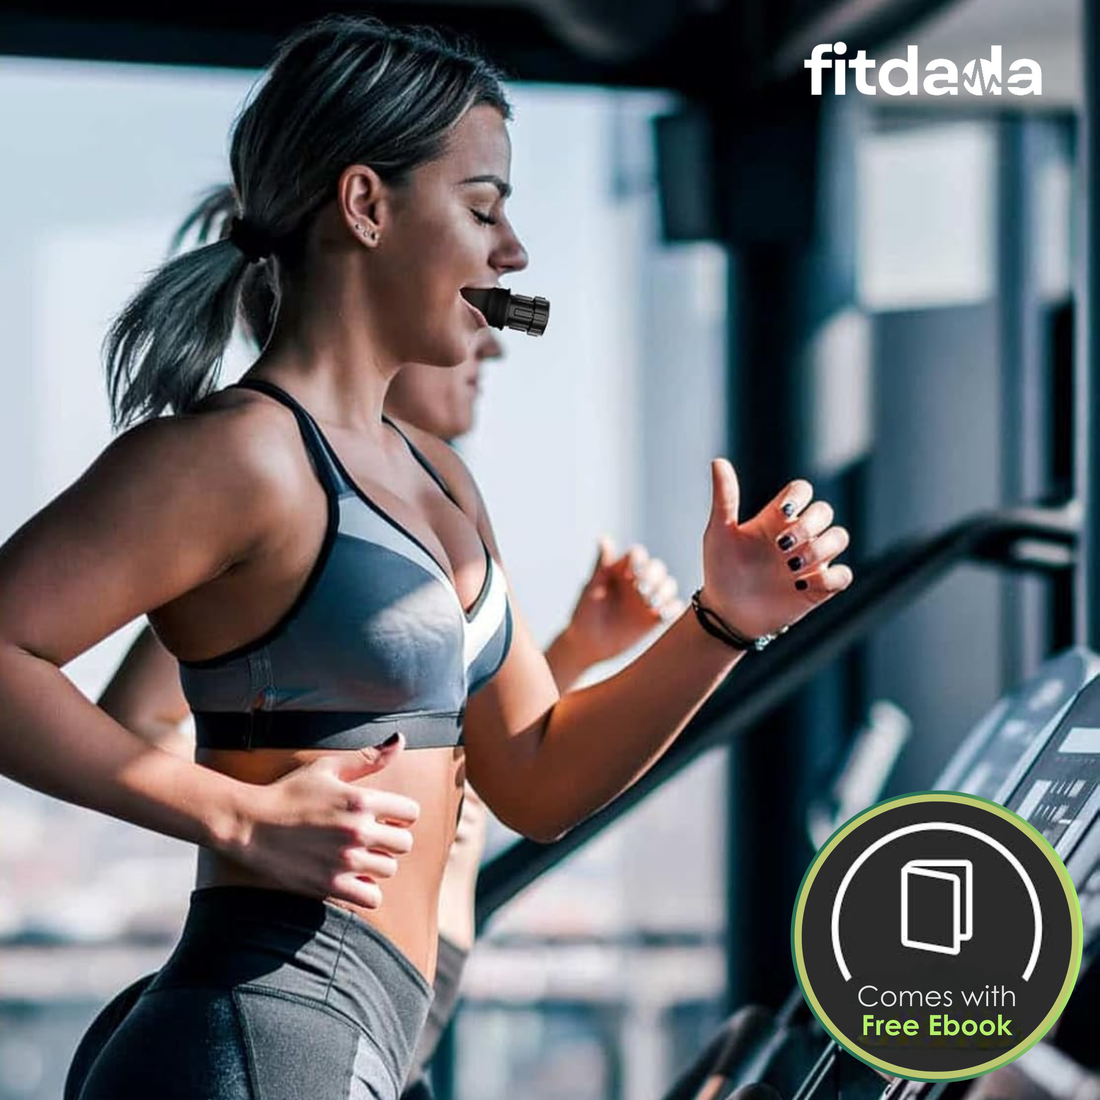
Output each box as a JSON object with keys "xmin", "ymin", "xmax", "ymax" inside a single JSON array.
[
  {"xmin": 409, "ymin": 430, "xmax": 850, "ymax": 843},
  {"xmin": 0, "ymin": 409, "xmax": 288, "ymax": 850},
  {"xmin": 99, "ymin": 626, "xmax": 193, "ymax": 759},
  {"xmin": 0, "ymin": 401, "xmax": 419, "ymax": 910},
  {"xmin": 467, "ymin": 580, "xmax": 740, "ymax": 841}
]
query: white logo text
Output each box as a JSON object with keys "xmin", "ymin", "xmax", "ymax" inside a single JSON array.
[{"xmin": 805, "ymin": 43, "xmax": 1042, "ymax": 97}]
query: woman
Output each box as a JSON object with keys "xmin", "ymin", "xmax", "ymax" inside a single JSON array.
[
  {"xmin": 68, "ymin": 324, "xmax": 683, "ymax": 1100},
  {"xmin": 65, "ymin": 185, "xmax": 684, "ymax": 1099},
  {"xmin": 0, "ymin": 15, "xmax": 851, "ymax": 1099}
]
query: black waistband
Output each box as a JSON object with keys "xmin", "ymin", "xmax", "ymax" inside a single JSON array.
[{"xmin": 193, "ymin": 710, "xmax": 463, "ymax": 751}]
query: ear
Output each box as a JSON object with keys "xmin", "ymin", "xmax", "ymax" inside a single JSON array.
[{"xmin": 337, "ymin": 164, "xmax": 389, "ymax": 246}]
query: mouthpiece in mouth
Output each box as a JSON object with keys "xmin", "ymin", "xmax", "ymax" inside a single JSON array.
[{"xmin": 461, "ymin": 287, "xmax": 550, "ymax": 336}]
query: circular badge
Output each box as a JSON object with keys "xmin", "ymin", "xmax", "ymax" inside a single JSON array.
[{"xmin": 792, "ymin": 793, "xmax": 1082, "ymax": 1081}]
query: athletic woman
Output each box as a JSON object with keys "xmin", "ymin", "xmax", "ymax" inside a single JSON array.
[
  {"xmin": 0, "ymin": 16, "xmax": 851, "ymax": 1099},
  {"xmin": 67, "ymin": 320, "xmax": 682, "ymax": 1100}
]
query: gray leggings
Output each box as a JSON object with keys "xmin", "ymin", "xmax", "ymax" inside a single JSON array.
[{"xmin": 75, "ymin": 886, "xmax": 433, "ymax": 1100}]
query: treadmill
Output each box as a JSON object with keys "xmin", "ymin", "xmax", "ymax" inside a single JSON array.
[
  {"xmin": 813, "ymin": 656, "xmax": 1100, "ymax": 1100},
  {"xmin": 719, "ymin": 648, "xmax": 1100, "ymax": 1100}
]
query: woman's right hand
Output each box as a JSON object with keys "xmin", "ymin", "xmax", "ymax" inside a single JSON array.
[
  {"xmin": 225, "ymin": 734, "xmax": 419, "ymax": 909},
  {"xmin": 699, "ymin": 460, "xmax": 852, "ymax": 640}
]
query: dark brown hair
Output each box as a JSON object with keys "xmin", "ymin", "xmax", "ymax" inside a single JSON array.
[{"xmin": 105, "ymin": 15, "xmax": 510, "ymax": 427}]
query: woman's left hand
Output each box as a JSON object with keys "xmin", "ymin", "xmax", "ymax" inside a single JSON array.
[
  {"xmin": 563, "ymin": 538, "xmax": 683, "ymax": 667},
  {"xmin": 699, "ymin": 458, "xmax": 852, "ymax": 642}
]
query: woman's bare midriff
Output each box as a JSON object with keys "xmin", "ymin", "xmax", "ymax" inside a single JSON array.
[{"xmin": 194, "ymin": 742, "xmax": 465, "ymax": 984}]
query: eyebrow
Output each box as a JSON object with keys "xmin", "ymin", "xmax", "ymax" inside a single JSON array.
[{"xmin": 459, "ymin": 174, "xmax": 513, "ymax": 199}]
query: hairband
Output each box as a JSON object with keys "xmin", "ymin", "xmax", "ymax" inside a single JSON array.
[{"xmin": 228, "ymin": 216, "xmax": 274, "ymax": 263}]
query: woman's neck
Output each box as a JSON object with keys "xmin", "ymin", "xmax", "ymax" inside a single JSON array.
[{"xmin": 255, "ymin": 275, "xmax": 399, "ymax": 434}]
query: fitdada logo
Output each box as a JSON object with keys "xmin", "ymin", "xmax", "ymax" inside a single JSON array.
[
  {"xmin": 792, "ymin": 793, "xmax": 1082, "ymax": 1080},
  {"xmin": 805, "ymin": 43, "xmax": 1043, "ymax": 97}
]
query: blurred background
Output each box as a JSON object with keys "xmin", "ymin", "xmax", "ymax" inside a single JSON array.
[{"xmin": 0, "ymin": 0, "xmax": 1093, "ymax": 1098}]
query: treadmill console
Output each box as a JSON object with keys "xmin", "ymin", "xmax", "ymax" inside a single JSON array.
[
  {"xmin": 937, "ymin": 648, "xmax": 1099, "ymax": 803},
  {"xmin": 1005, "ymin": 673, "xmax": 1100, "ymax": 860}
]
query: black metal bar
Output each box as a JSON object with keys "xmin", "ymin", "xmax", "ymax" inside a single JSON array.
[
  {"xmin": 766, "ymin": 0, "xmax": 959, "ymax": 83},
  {"xmin": 475, "ymin": 503, "xmax": 1079, "ymax": 927},
  {"xmin": 722, "ymin": 238, "xmax": 817, "ymax": 1009},
  {"xmin": 999, "ymin": 117, "xmax": 1048, "ymax": 684},
  {"xmin": 789, "ymin": 1039, "xmax": 839, "ymax": 1100},
  {"xmin": 0, "ymin": 5, "xmax": 737, "ymax": 94},
  {"xmin": 1078, "ymin": 0, "xmax": 1100, "ymax": 648}
]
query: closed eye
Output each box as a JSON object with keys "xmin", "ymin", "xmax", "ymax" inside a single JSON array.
[{"xmin": 471, "ymin": 209, "xmax": 498, "ymax": 226}]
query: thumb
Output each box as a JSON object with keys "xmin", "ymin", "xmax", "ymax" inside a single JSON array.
[
  {"xmin": 592, "ymin": 535, "xmax": 616, "ymax": 575},
  {"xmin": 583, "ymin": 536, "xmax": 616, "ymax": 597},
  {"xmin": 709, "ymin": 458, "xmax": 740, "ymax": 527},
  {"xmin": 324, "ymin": 733, "xmax": 404, "ymax": 781}
]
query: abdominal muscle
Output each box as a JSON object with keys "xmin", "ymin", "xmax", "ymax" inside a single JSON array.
[{"xmin": 194, "ymin": 742, "xmax": 465, "ymax": 984}]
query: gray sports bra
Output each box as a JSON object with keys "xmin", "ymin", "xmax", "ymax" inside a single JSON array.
[{"xmin": 180, "ymin": 378, "xmax": 512, "ymax": 751}]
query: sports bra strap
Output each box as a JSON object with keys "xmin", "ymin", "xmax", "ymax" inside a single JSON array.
[
  {"xmin": 235, "ymin": 379, "xmax": 463, "ymax": 511},
  {"xmin": 233, "ymin": 378, "xmax": 348, "ymax": 497},
  {"xmin": 382, "ymin": 415, "xmax": 463, "ymax": 509}
]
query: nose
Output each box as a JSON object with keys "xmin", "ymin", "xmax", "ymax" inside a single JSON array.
[{"xmin": 491, "ymin": 215, "xmax": 528, "ymax": 275}]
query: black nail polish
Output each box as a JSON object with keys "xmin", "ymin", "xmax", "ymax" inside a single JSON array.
[
  {"xmin": 787, "ymin": 556, "xmax": 804, "ymax": 572},
  {"xmin": 781, "ymin": 502, "xmax": 796, "ymax": 518},
  {"xmin": 778, "ymin": 534, "xmax": 795, "ymax": 551},
  {"xmin": 795, "ymin": 579, "xmax": 809, "ymax": 591},
  {"xmin": 381, "ymin": 732, "xmax": 401, "ymax": 747}
]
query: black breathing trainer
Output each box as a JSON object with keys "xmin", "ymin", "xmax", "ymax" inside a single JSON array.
[{"xmin": 461, "ymin": 287, "xmax": 550, "ymax": 336}]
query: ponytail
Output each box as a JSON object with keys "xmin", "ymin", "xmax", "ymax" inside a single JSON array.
[
  {"xmin": 170, "ymin": 183, "xmax": 240, "ymax": 254},
  {"xmin": 173, "ymin": 184, "xmax": 279, "ymax": 355},
  {"xmin": 104, "ymin": 239, "xmax": 250, "ymax": 429},
  {"xmin": 238, "ymin": 263, "xmax": 278, "ymax": 352}
]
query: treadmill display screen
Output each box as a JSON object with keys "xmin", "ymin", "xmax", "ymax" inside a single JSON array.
[
  {"xmin": 945, "ymin": 649, "xmax": 1094, "ymax": 801},
  {"xmin": 1059, "ymin": 727, "xmax": 1100, "ymax": 753},
  {"xmin": 954, "ymin": 712, "xmax": 1050, "ymax": 801},
  {"xmin": 1007, "ymin": 681, "xmax": 1100, "ymax": 858}
]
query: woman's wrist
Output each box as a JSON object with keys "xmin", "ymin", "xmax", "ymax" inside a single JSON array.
[
  {"xmin": 692, "ymin": 586, "xmax": 785, "ymax": 653},
  {"xmin": 199, "ymin": 768, "xmax": 261, "ymax": 857},
  {"xmin": 544, "ymin": 624, "xmax": 599, "ymax": 692},
  {"xmin": 693, "ymin": 586, "xmax": 747, "ymax": 639},
  {"xmin": 665, "ymin": 600, "xmax": 746, "ymax": 671},
  {"xmin": 691, "ymin": 588, "xmax": 751, "ymax": 650}
]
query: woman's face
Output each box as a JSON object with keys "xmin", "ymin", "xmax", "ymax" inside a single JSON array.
[
  {"xmin": 365, "ymin": 105, "xmax": 527, "ymax": 370},
  {"xmin": 385, "ymin": 327, "xmax": 504, "ymax": 442}
]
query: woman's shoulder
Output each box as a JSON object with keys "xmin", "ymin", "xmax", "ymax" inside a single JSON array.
[{"xmin": 100, "ymin": 386, "xmax": 318, "ymax": 517}]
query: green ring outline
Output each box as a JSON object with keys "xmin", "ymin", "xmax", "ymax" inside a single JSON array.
[{"xmin": 790, "ymin": 791, "xmax": 1084, "ymax": 1082}]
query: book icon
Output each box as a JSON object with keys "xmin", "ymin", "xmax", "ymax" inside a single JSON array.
[{"xmin": 900, "ymin": 860, "xmax": 974, "ymax": 955}]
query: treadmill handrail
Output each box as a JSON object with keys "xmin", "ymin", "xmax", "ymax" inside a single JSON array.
[{"xmin": 476, "ymin": 502, "xmax": 1079, "ymax": 927}]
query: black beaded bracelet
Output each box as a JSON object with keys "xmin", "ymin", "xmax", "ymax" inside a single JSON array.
[{"xmin": 690, "ymin": 589, "xmax": 786, "ymax": 653}]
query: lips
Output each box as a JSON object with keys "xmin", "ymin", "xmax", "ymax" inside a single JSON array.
[
  {"xmin": 461, "ymin": 294, "xmax": 489, "ymax": 329},
  {"xmin": 461, "ymin": 285, "xmax": 500, "ymax": 329}
]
